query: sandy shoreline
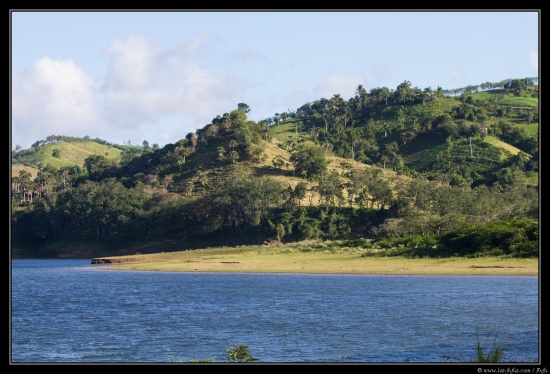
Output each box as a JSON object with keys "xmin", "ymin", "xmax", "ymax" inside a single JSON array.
[{"xmin": 91, "ymin": 247, "xmax": 539, "ymax": 276}]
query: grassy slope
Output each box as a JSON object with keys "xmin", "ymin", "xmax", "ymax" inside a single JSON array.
[
  {"xmin": 183, "ymin": 121, "xmax": 378, "ymax": 207},
  {"xmin": 11, "ymin": 141, "xmax": 122, "ymax": 177},
  {"xmin": 11, "ymin": 164, "xmax": 41, "ymax": 179},
  {"xmin": 263, "ymin": 121, "xmax": 383, "ymax": 204},
  {"xmin": 468, "ymin": 89, "xmax": 538, "ymax": 106},
  {"xmin": 11, "ymin": 118, "xmax": 534, "ymax": 204},
  {"xmin": 483, "ymin": 135, "xmax": 525, "ymax": 156},
  {"xmin": 498, "ymin": 97, "xmax": 539, "ymax": 107}
]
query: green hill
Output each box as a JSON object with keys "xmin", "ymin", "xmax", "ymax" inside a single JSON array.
[
  {"xmin": 11, "ymin": 77, "xmax": 539, "ymax": 259},
  {"xmin": 12, "ymin": 139, "xmax": 122, "ymax": 178}
]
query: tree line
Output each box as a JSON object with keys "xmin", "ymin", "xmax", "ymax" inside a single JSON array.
[{"xmin": 12, "ymin": 164, "xmax": 537, "ymax": 257}]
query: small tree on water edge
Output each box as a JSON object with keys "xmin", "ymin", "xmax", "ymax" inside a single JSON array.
[
  {"xmin": 444, "ymin": 340, "xmax": 504, "ymax": 363},
  {"xmin": 169, "ymin": 344, "xmax": 258, "ymax": 363},
  {"xmin": 474, "ymin": 341, "xmax": 503, "ymax": 363},
  {"xmin": 226, "ymin": 345, "xmax": 258, "ymax": 362}
]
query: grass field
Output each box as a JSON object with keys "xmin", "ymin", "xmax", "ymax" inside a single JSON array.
[
  {"xmin": 515, "ymin": 123, "xmax": 539, "ymax": 138},
  {"xmin": 92, "ymin": 244, "xmax": 538, "ymax": 276},
  {"xmin": 12, "ymin": 141, "xmax": 122, "ymax": 177},
  {"xmin": 11, "ymin": 164, "xmax": 41, "ymax": 179},
  {"xmin": 483, "ymin": 135, "xmax": 525, "ymax": 156},
  {"xmin": 498, "ymin": 97, "xmax": 539, "ymax": 107}
]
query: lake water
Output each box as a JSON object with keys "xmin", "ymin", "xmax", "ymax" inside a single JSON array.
[{"xmin": 10, "ymin": 259, "xmax": 539, "ymax": 364}]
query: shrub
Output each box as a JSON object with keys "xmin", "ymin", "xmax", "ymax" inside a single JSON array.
[
  {"xmin": 169, "ymin": 344, "xmax": 258, "ymax": 363},
  {"xmin": 474, "ymin": 341, "xmax": 503, "ymax": 363}
]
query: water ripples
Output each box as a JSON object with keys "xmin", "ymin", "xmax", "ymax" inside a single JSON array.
[{"xmin": 11, "ymin": 260, "xmax": 539, "ymax": 363}]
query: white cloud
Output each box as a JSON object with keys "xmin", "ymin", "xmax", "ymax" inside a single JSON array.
[
  {"xmin": 450, "ymin": 63, "xmax": 466, "ymax": 82},
  {"xmin": 101, "ymin": 35, "xmax": 236, "ymax": 135},
  {"xmin": 314, "ymin": 74, "xmax": 366, "ymax": 100},
  {"xmin": 12, "ymin": 57, "xmax": 104, "ymax": 148},
  {"xmin": 12, "ymin": 35, "xmax": 240, "ymax": 149},
  {"xmin": 103, "ymin": 35, "xmax": 159, "ymax": 90}
]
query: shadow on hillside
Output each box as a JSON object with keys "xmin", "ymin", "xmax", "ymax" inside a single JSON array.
[{"xmin": 253, "ymin": 165, "xmax": 295, "ymax": 178}]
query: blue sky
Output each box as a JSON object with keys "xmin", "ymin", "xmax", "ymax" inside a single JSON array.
[{"xmin": 10, "ymin": 10, "xmax": 539, "ymax": 150}]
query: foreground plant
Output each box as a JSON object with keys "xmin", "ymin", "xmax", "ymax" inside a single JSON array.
[
  {"xmin": 443, "ymin": 339, "xmax": 504, "ymax": 362},
  {"xmin": 474, "ymin": 341, "xmax": 503, "ymax": 363},
  {"xmin": 169, "ymin": 344, "xmax": 258, "ymax": 363},
  {"xmin": 226, "ymin": 345, "xmax": 258, "ymax": 362}
]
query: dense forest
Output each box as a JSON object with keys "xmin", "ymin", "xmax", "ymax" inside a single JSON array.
[{"xmin": 11, "ymin": 77, "xmax": 539, "ymax": 259}]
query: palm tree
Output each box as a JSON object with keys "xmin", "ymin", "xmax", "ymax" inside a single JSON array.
[
  {"xmin": 17, "ymin": 170, "xmax": 33, "ymax": 203},
  {"xmin": 355, "ymin": 84, "xmax": 369, "ymax": 110},
  {"xmin": 196, "ymin": 170, "xmax": 208, "ymax": 187},
  {"xmin": 380, "ymin": 154, "xmax": 390, "ymax": 171},
  {"xmin": 328, "ymin": 94, "xmax": 345, "ymax": 133},
  {"xmin": 355, "ymin": 84, "xmax": 367, "ymax": 99},
  {"xmin": 177, "ymin": 156, "xmax": 186, "ymax": 172},
  {"xmin": 395, "ymin": 80, "xmax": 413, "ymax": 103},
  {"xmin": 59, "ymin": 167, "xmax": 69, "ymax": 188}
]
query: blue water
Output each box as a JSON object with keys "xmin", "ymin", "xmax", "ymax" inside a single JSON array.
[{"xmin": 10, "ymin": 259, "xmax": 539, "ymax": 363}]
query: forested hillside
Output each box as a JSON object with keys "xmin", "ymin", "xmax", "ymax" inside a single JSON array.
[{"xmin": 11, "ymin": 78, "xmax": 539, "ymax": 259}]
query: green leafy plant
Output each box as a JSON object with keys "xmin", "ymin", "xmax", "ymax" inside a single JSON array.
[
  {"xmin": 444, "ymin": 339, "xmax": 504, "ymax": 362},
  {"xmin": 474, "ymin": 341, "xmax": 503, "ymax": 363},
  {"xmin": 168, "ymin": 344, "xmax": 258, "ymax": 363},
  {"xmin": 226, "ymin": 345, "xmax": 258, "ymax": 362}
]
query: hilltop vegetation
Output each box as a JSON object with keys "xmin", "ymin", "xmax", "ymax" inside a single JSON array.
[
  {"xmin": 11, "ymin": 78, "xmax": 539, "ymax": 259},
  {"xmin": 11, "ymin": 135, "xmax": 137, "ymax": 178}
]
